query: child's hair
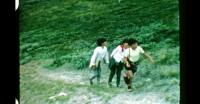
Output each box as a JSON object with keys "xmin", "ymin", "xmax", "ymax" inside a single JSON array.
[
  {"xmin": 96, "ymin": 38, "xmax": 107, "ymax": 46},
  {"xmin": 121, "ymin": 39, "xmax": 129, "ymax": 45},
  {"xmin": 128, "ymin": 38, "xmax": 138, "ymax": 45}
]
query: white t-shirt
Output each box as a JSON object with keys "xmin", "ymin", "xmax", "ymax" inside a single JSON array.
[
  {"xmin": 123, "ymin": 46, "xmax": 145, "ymax": 62},
  {"xmin": 110, "ymin": 45, "xmax": 126, "ymax": 63},
  {"xmin": 89, "ymin": 46, "xmax": 109, "ymax": 67}
]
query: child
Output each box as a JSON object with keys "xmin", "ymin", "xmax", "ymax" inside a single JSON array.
[
  {"xmin": 89, "ymin": 38, "xmax": 109, "ymax": 85},
  {"xmin": 108, "ymin": 39, "xmax": 129, "ymax": 87},
  {"xmin": 124, "ymin": 38, "xmax": 154, "ymax": 91}
]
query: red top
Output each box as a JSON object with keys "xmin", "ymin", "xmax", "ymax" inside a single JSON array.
[{"xmin": 120, "ymin": 45, "xmax": 124, "ymax": 52}]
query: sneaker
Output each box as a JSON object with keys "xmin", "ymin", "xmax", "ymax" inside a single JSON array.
[
  {"xmin": 128, "ymin": 88, "xmax": 132, "ymax": 92},
  {"xmin": 127, "ymin": 86, "xmax": 132, "ymax": 92}
]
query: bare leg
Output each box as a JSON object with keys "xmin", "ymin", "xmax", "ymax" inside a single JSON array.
[{"xmin": 127, "ymin": 70, "xmax": 133, "ymax": 91}]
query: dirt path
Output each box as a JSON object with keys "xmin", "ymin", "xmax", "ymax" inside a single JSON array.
[
  {"xmin": 20, "ymin": 61, "xmax": 172, "ymax": 104},
  {"xmin": 107, "ymin": 92, "xmax": 170, "ymax": 104}
]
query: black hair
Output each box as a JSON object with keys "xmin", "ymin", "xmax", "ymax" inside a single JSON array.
[
  {"xmin": 128, "ymin": 38, "xmax": 138, "ymax": 45},
  {"xmin": 121, "ymin": 39, "xmax": 129, "ymax": 45},
  {"xmin": 96, "ymin": 38, "xmax": 107, "ymax": 46}
]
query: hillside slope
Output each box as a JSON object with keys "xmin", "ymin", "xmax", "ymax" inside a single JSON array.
[
  {"xmin": 19, "ymin": 0, "xmax": 180, "ymax": 103},
  {"xmin": 19, "ymin": 0, "xmax": 179, "ymax": 69},
  {"xmin": 20, "ymin": 61, "xmax": 179, "ymax": 104}
]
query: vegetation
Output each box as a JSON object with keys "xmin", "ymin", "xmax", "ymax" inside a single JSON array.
[
  {"xmin": 20, "ymin": 0, "xmax": 179, "ymax": 69},
  {"xmin": 20, "ymin": 0, "xmax": 179, "ymax": 104}
]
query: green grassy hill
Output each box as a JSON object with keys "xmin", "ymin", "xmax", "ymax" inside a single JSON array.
[
  {"xmin": 19, "ymin": 0, "xmax": 179, "ymax": 103},
  {"xmin": 20, "ymin": 0, "xmax": 179, "ymax": 69}
]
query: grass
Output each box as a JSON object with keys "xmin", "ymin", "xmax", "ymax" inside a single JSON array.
[
  {"xmin": 20, "ymin": 0, "xmax": 179, "ymax": 69},
  {"xmin": 20, "ymin": 61, "xmax": 179, "ymax": 104},
  {"xmin": 20, "ymin": 62, "xmax": 117, "ymax": 104},
  {"xmin": 132, "ymin": 63, "xmax": 180, "ymax": 104},
  {"xmin": 20, "ymin": 0, "xmax": 179, "ymax": 103}
]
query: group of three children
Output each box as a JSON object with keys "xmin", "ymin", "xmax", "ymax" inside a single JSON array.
[{"xmin": 89, "ymin": 38, "xmax": 154, "ymax": 92}]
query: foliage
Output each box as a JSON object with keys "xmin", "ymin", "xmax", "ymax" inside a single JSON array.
[{"xmin": 20, "ymin": 0, "xmax": 179, "ymax": 69}]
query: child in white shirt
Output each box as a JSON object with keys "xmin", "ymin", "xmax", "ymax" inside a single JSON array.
[
  {"xmin": 124, "ymin": 38, "xmax": 154, "ymax": 91},
  {"xmin": 89, "ymin": 38, "xmax": 109, "ymax": 85},
  {"xmin": 108, "ymin": 39, "xmax": 129, "ymax": 87}
]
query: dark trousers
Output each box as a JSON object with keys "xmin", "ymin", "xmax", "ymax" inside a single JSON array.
[
  {"xmin": 108, "ymin": 61, "xmax": 124, "ymax": 86},
  {"xmin": 90, "ymin": 62, "xmax": 101, "ymax": 84}
]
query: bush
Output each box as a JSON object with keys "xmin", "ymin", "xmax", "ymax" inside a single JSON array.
[
  {"xmin": 155, "ymin": 47, "xmax": 179, "ymax": 65},
  {"xmin": 20, "ymin": 0, "xmax": 179, "ymax": 70}
]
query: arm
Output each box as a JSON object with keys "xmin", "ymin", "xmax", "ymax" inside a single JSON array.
[
  {"xmin": 124, "ymin": 57, "xmax": 131, "ymax": 67},
  {"xmin": 110, "ymin": 46, "xmax": 120, "ymax": 58},
  {"xmin": 123, "ymin": 49, "xmax": 130, "ymax": 67},
  {"xmin": 89, "ymin": 48, "xmax": 98, "ymax": 68},
  {"xmin": 138, "ymin": 46, "xmax": 154, "ymax": 64},
  {"xmin": 105, "ymin": 48, "xmax": 110, "ymax": 64},
  {"xmin": 143, "ymin": 52, "xmax": 155, "ymax": 64}
]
